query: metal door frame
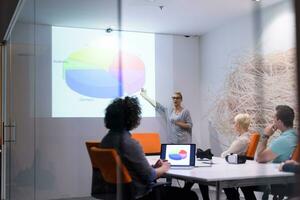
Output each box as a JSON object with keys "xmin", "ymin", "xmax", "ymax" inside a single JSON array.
[{"xmin": 1, "ymin": 1, "xmax": 26, "ymax": 199}]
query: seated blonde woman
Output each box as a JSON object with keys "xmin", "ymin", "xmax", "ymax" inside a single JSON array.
[
  {"xmin": 222, "ymin": 113, "xmax": 252, "ymax": 200},
  {"xmin": 221, "ymin": 113, "xmax": 251, "ymax": 158}
]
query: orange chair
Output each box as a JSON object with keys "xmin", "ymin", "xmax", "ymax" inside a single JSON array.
[
  {"xmin": 86, "ymin": 141, "xmax": 104, "ymax": 198},
  {"xmin": 245, "ymin": 132, "xmax": 260, "ymax": 160},
  {"xmin": 131, "ymin": 132, "xmax": 161, "ymax": 155},
  {"xmin": 86, "ymin": 141, "xmax": 101, "ymax": 168},
  {"xmin": 90, "ymin": 146, "xmax": 134, "ymax": 200},
  {"xmin": 291, "ymin": 144, "xmax": 300, "ymax": 161},
  {"xmin": 90, "ymin": 147, "xmax": 132, "ymax": 184}
]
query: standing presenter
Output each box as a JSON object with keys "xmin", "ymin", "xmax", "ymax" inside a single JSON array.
[
  {"xmin": 141, "ymin": 89, "xmax": 210, "ymax": 200},
  {"xmin": 140, "ymin": 88, "xmax": 192, "ymax": 144}
]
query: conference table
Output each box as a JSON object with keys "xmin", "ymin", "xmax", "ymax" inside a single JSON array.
[{"xmin": 147, "ymin": 156, "xmax": 296, "ymax": 200}]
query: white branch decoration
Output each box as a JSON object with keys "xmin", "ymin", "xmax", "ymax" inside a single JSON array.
[{"xmin": 210, "ymin": 49, "xmax": 297, "ymax": 136}]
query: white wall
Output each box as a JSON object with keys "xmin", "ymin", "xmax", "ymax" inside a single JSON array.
[
  {"xmin": 173, "ymin": 36, "xmax": 201, "ymax": 146},
  {"xmin": 198, "ymin": 0, "xmax": 295, "ymax": 155}
]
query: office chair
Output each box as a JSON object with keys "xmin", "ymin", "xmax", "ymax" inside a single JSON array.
[
  {"xmin": 291, "ymin": 144, "xmax": 300, "ymax": 161},
  {"xmin": 131, "ymin": 132, "xmax": 161, "ymax": 155},
  {"xmin": 90, "ymin": 146, "xmax": 135, "ymax": 200},
  {"xmin": 245, "ymin": 132, "xmax": 260, "ymax": 160},
  {"xmin": 86, "ymin": 141, "xmax": 101, "ymax": 167},
  {"xmin": 86, "ymin": 141, "xmax": 105, "ymax": 198}
]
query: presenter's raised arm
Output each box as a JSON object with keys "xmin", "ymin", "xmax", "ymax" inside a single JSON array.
[{"xmin": 140, "ymin": 88, "xmax": 157, "ymax": 107}]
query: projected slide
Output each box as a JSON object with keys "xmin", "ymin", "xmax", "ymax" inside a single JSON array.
[
  {"xmin": 52, "ymin": 26, "xmax": 155, "ymax": 117},
  {"xmin": 63, "ymin": 49, "xmax": 145, "ymax": 98},
  {"xmin": 165, "ymin": 145, "xmax": 191, "ymax": 166}
]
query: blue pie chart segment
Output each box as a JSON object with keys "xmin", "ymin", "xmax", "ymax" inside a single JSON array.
[
  {"xmin": 169, "ymin": 154, "xmax": 183, "ymax": 160},
  {"xmin": 65, "ymin": 69, "xmax": 119, "ymax": 98}
]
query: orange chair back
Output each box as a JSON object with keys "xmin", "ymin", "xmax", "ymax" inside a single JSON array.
[
  {"xmin": 85, "ymin": 141, "xmax": 101, "ymax": 168},
  {"xmin": 291, "ymin": 145, "xmax": 300, "ymax": 161},
  {"xmin": 131, "ymin": 132, "xmax": 161, "ymax": 155},
  {"xmin": 246, "ymin": 132, "xmax": 260, "ymax": 159},
  {"xmin": 90, "ymin": 147, "xmax": 132, "ymax": 184}
]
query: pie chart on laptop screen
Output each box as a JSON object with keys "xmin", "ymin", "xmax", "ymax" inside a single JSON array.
[{"xmin": 168, "ymin": 150, "xmax": 187, "ymax": 160}]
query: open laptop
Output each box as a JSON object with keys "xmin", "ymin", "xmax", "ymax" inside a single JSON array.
[{"xmin": 160, "ymin": 144, "xmax": 196, "ymax": 169}]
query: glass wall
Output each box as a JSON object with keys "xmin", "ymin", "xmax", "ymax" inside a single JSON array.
[
  {"xmin": 3, "ymin": 0, "xmax": 35, "ymax": 198},
  {"xmin": 2, "ymin": 0, "xmax": 298, "ymax": 199},
  {"xmin": 3, "ymin": 0, "xmax": 121, "ymax": 199},
  {"xmin": 34, "ymin": 0, "xmax": 120, "ymax": 198}
]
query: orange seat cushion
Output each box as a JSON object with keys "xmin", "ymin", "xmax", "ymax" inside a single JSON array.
[{"xmin": 131, "ymin": 132, "xmax": 161, "ymax": 155}]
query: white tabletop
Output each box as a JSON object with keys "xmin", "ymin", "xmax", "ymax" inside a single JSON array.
[{"xmin": 147, "ymin": 155, "xmax": 294, "ymax": 182}]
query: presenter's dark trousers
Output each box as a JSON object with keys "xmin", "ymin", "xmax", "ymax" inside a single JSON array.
[{"xmin": 184, "ymin": 181, "xmax": 210, "ymax": 200}]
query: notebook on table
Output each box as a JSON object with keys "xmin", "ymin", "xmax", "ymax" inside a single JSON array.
[{"xmin": 160, "ymin": 144, "xmax": 196, "ymax": 169}]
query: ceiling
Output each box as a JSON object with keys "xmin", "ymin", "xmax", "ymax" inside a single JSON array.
[
  {"xmin": 20, "ymin": 0, "xmax": 286, "ymax": 36},
  {"xmin": 0, "ymin": 0, "xmax": 19, "ymax": 42}
]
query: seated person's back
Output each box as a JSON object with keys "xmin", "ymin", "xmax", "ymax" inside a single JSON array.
[
  {"xmin": 101, "ymin": 130, "xmax": 155, "ymax": 197},
  {"xmin": 100, "ymin": 96, "xmax": 198, "ymax": 200}
]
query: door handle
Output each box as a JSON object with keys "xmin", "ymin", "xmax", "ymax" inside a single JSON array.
[{"xmin": 3, "ymin": 121, "xmax": 16, "ymax": 142}]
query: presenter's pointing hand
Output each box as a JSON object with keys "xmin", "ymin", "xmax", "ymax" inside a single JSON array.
[{"xmin": 140, "ymin": 88, "xmax": 147, "ymax": 96}]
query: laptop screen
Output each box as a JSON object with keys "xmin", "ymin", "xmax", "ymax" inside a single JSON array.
[{"xmin": 160, "ymin": 144, "xmax": 196, "ymax": 166}]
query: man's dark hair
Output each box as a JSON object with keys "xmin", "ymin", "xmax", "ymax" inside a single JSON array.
[
  {"xmin": 275, "ymin": 105, "xmax": 295, "ymax": 128},
  {"xmin": 104, "ymin": 96, "xmax": 141, "ymax": 131}
]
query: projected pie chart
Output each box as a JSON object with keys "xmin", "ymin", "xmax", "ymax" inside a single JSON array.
[
  {"xmin": 168, "ymin": 150, "xmax": 188, "ymax": 160},
  {"xmin": 63, "ymin": 47, "xmax": 145, "ymax": 98}
]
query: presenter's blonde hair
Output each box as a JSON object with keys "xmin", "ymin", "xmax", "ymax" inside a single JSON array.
[
  {"xmin": 234, "ymin": 113, "xmax": 251, "ymax": 130},
  {"xmin": 173, "ymin": 91, "xmax": 183, "ymax": 100}
]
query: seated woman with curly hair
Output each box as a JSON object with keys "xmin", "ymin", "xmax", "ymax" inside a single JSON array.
[{"xmin": 101, "ymin": 96, "xmax": 198, "ymax": 200}]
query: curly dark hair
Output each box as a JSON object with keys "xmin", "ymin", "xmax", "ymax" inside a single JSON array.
[{"xmin": 104, "ymin": 96, "xmax": 142, "ymax": 131}]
